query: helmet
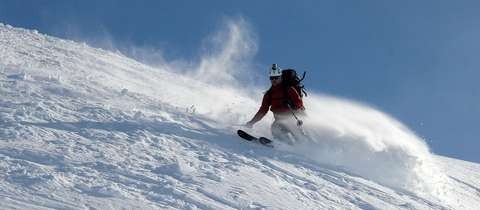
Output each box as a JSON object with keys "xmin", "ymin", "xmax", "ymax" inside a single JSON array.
[{"xmin": 269, "ymin": 64, "xmax": 282, "ymax": 77}]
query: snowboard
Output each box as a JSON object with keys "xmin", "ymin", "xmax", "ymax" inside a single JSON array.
[{"xmin": 237, "ymin": 130, "xmax": 273, "ymax": 147}]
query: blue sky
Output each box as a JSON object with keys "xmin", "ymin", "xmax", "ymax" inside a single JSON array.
[{"xmin": 1, "ymin": 1, "xmax": 479, "ymax": 163}]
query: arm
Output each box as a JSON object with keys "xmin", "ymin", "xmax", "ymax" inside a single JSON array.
[
  {"xmin": 287, "ymin": 87, "xmax": 303, "ymax": 110},
  {"xmin": 247, "ymin": 92, "xmax": 270, "ymax": 125}
]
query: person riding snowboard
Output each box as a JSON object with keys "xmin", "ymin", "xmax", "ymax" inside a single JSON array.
[{"xmin": 246, "ymin": 64, "xmax": 306, "ymax": 143}]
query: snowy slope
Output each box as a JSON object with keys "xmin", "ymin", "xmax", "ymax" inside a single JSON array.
[{"xmin": 0, "ymin": 23, "xmax": 479, "ymax": 210}]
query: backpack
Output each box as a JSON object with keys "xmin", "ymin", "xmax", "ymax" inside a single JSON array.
[
  {"xmin": 281, "ymin": 69, "xmax": 307, "ymax": 98},
  {"xmin": 267, "ymin": 69, "xmax": 307, "ymax": 109}
]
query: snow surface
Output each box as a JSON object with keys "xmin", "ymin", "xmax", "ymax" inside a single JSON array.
[{"xmin": 0, "ymin": 22, "xmax": 479, "ymax": 209}]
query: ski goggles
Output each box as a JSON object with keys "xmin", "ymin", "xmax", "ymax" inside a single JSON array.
[{"xmin": 269, "ymin": 76, "xmax": 281, "ymax": 81}]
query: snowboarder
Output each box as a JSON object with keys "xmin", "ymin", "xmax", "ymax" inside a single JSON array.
[{"xmin": 245, "ymin": 64, "xmax": 306, "ymax": 144}]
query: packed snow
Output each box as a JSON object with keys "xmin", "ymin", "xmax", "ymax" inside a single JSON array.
[{"xmin": 0, "ymin": 22, "xmax": 479, "ymax": 209}]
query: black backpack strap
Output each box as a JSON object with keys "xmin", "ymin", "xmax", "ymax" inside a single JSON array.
[
  {"xmin": 299, "ymin": 71, "xmax": 307, "ymax": 97},
  {"xmin": 299, "ymin": 71, "xmax": 306, "ymax": 82},
  {"xmin": 283, "ymin": 85, "xmax": 296, "ymax": 110}
]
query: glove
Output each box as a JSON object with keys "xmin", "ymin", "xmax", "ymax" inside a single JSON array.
[{"xmin": 297, "ymin": 120, "xmax": 303, "ymax": 127}]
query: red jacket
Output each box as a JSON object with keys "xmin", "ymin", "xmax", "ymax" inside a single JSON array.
[{"xmin": 249, "ymin": 85, "xmax": 304, "ymax": 124}]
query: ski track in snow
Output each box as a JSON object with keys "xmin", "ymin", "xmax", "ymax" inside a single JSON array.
[{"xmin": 0, "ymin": 23, "xmax": 479, "ymax": 209}]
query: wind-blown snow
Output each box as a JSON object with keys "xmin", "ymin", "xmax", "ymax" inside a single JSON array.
[
  {"xmin": 0, "ymin": 21, "xmax": 479, "ymax": 209},
  {"xmin": 301, "ymin": 95, "xmax": 448, "ymax": 195}
]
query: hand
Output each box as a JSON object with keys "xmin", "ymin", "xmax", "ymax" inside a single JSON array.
[{"xmin": 297, "ymin": 120, "xmax": 303, "ymax": 127}]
